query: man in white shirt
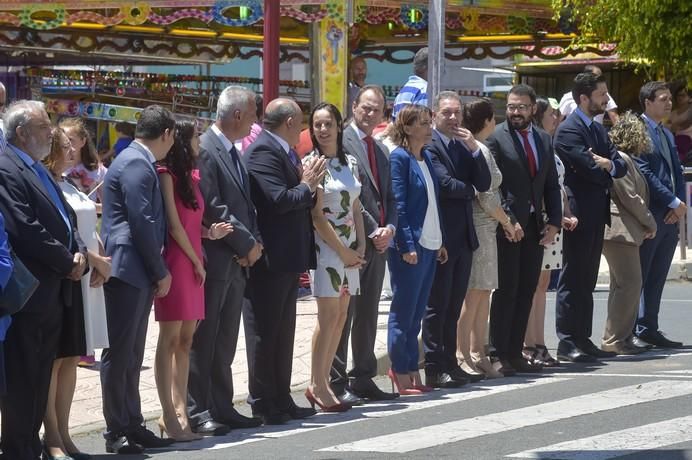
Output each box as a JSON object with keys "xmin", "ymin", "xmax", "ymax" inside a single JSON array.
[{"xmin": 559, "ymin": 65, "xmax": 619, "ymax": 125}]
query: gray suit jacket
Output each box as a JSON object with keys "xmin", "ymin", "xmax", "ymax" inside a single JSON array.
[
  {"xmin": 198, "ymin": 128, "xmax": 260, "ymax": 280},
  {"xmin": 343, "ymin": 124, "xmax": 397, "ymax": 236},
  {"xmin": 101, "ymin": 141, "xmax": 167, "ymax": 289}
]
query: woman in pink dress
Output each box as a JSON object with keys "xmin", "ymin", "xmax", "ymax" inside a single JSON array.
[{"xmin": 154, "ymin": 120, "xmax": 232, "ymax": 441}]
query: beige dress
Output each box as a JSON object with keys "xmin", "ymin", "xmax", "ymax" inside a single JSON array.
[{"xmin": 468, "ymin": 142, "xmax": 503, "ymax": 290}]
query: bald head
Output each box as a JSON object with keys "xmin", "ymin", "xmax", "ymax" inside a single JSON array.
[
  {"xmin": 350, "ymin": 56, "xmax": 367, "ymax": 87},
  {"xmin": 263, "ymin": 98, "xmax": 303, "ymax": 147}
]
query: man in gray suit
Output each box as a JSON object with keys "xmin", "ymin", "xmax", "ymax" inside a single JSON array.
[
  {"xmin": 188, "ymin": 86, "xmax": 264, "ymax": 435},
  {"xmin": 331, "ymin": 85, "xmax": 399, "ymax": 402},
  {"xmin": 100, "ymin": 105, "xmax": 175, "ymax": 454}
]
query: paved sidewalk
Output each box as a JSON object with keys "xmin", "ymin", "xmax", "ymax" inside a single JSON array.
[
  {"xmin": 69, "ymin": 299, "xmax": 392, "ymax": 434},
  {"xmin": 59, "ymin": 244, "xmax": 692, "ymax": 434}
]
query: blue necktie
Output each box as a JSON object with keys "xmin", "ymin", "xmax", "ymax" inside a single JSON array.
[
  {"xmin": 288, "ymin": 148, "xmax": 303, "ymax": 178},
  {"xmin": 229, "ymin": 146, "xmax": 244, "ymax": 185},
  {"xmin": 32, "ymin": 162, "xmax": 72, "ymax": 248}
]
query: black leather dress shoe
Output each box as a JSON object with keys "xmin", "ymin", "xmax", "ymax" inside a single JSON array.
[
  {"xmin": 557, "ymin": 340, "xmax": 597, "ymax": 363},
  {"xmin": 449, "ymin": 365, "xmax": 482, "ymax": 383},
  {"xmin": 129, "ymin": 427, "xmax": 175, "ymax": 448},
  {"xmin": 284, "ymin": 404, "xmax": 317, "ymax": 420},
  {"xmin": 254, "ymin": 410, "xmax": 290, "ymax": 425},
  {"xmin": 350, "ymin": 380, "xmax": 399, "ymax": 401},
  {"xmin": 424, "ymin": 372, "xmax": 464, "ymax": 388},
  {"xmin": 508, "ymin": 358, "xmax": 543, "ymax": 373},
  {"xmin": 191, "ymin": 420, "xmax": 231, "ymax": 436},
  {"xmin": 578, "ymin": 339, "xmax": 617, "ymax": 358},
  {"xmin": 338, "ymin": 389, "xmax": 365, "ymax": 406},
  {"xmin": 217, "ymin": 409, "xmax": 262, "ymax": 429},
  {"xmin": 630, "ymin": 336, "xmax": 654, "ymax": 350},
  {"xmin": 105, "ymin": 435, "xmax": 143, "ymax": 454},
  {"xmin": 637, "ymin": 329, "xmax": 684, "ymax": 349}
]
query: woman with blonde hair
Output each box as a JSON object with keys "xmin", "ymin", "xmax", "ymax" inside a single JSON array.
[
  {"xmin": 601, "ymin": 111, "xmax": 657, "ymax": 354},
  {"xmin": 387, "ymin": 104, "xmax": 447, "ymax": 394},
  {"xmin": 43, "ymin": 128, "xmax": 112, "ymax": 460}
]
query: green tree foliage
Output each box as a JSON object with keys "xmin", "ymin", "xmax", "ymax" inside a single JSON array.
[{"xmin": 552, "ymin": 0, "xmax": 692, "ymax": 77}]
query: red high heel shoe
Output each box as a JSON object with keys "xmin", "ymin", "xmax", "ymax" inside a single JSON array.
[
  {"xmin": 304, "ymin": 389, "xmax": 350, "ymax": 413},
  {"xmin": 387, "ymin": 368, "xmax": 423, "ymax": 395},
  {"xmin": 409, "ymin": 372, "xmax": 433, "ymax": 393}
]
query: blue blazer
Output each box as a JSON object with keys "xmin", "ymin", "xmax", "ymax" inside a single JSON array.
[
  {"xmin": 389, "ymin": 146, "xmax": 444, "ymax": 254},
  {"xmin": 101, "ymin": 142, "xmax": 168, "ymax": 289},
  {"xmin": 635, "ymin": 115, "xmax": 685, "ymax": 218},
  {"xmin": 554, "ymin": 111, "xmax": 627, "ymax": 228},
  {"xmin": 426, "ymin": 130, "xmax": 491, "ymax": 256}
]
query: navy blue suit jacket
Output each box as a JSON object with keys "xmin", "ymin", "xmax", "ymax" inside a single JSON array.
[
  {"xmin": 101, "ymin": 141, "xmax": 168, "ymax": 289},
  {"xmin": 554, "ymin": 111, "xmax": 627, "ymax": 228},
  {"xmin": 426, "ymin": 129, "xmax": 491, "ymax": 256},
  {"xmin": 0, "ymin": 147, "xmax": 86, "ymax": 313},
  {"xmin": 635, "ymin": 115, "xmax": 685, "ymax": 219},
  {"xmin": 389, "ymin": 146, "xmax": 444, "ymax": 254},
  {"xmin": 244, "ymin": 130, "xmax": 315, "ymax": 273}
]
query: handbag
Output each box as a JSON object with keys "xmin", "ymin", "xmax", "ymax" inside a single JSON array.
[{"xmin": 0, "ymin": 250, "xmax": 40, "ymax": 316}]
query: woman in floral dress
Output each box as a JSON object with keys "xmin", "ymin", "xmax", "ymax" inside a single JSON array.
[{"xmin": 304, "ymin": 103, "xmax": 366, "ymax": 411}]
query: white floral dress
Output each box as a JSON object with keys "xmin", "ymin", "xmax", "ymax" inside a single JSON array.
[{"xmin": 305, "ymin": 151, "xmax": 362, "ymax": 297}]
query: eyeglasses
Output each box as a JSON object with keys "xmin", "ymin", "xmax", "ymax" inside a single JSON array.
[{"xmin": 506, "ymin": 104, "xmax": 532, "ymax": 112}]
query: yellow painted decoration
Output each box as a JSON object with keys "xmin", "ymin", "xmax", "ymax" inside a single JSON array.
[{"xmin": 318, "ymin": 10, "xmax": 347, "ymax": 114}]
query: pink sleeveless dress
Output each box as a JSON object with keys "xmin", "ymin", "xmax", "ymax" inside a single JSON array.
[{"xmin": 154, "ymin": 167, "xmax": 205, "ymax": 321}]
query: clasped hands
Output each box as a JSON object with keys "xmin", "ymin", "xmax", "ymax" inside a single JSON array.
[
  {"xmin": 67, "ymin": 252, "xmax": 87, "ymax": 281},
  {"xmin": 664, "ymin": 202, "xmax": 687, "ymax": 225}
]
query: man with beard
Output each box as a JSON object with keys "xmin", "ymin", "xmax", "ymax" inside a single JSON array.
[
  {"xmin": 0, "ymin": 100, "xmax": 87, "ymax": 459},
  {"xmin": 486, "ymin": 85, "xmax": 562, "ymax": 374},
  {"xmin": 554, "ymin": 72, "xmax": 627, "ymax": 362}
]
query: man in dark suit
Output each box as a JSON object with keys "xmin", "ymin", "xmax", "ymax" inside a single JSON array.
[
  {"xmin": 188, "ymin": 86, "xmax": 264, "ymax": 436},
  {"xmin": 423, "ymin": 91, "xmax": 491, "ymax": 388},
  {"xmin": 330, "ymin": 85, "xmax": 399, "ymax": 403},
  {"xmin": 0, "ymin": 100, "xmax": 87, "ymax": 460},
  {"xmin": 554, "ymin": 73, "xmax": 627, "ymax": 362},
  {"xmin": 99, "ymin": 105, "xmax": 176, "ymax": 454},
  {"xmin": 487, "ymin": 84, "xmax": 562, "ymax": 374},
  {"xmin": 635, "ymin": 81, "xmax": 686, "ymax": 348},
  {"xmin": 244, "ymin": 98, "xmax": 326, "ymax": 424}
]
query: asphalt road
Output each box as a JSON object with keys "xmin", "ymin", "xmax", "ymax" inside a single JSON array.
[{"xmin": 74, "ymin": 281, "xmax": 692, "ymax": 459}]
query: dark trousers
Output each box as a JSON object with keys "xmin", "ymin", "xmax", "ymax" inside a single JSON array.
[
  {"xmin": 330, "ymin": 241, "xmax": 386, "ymax": 394},
  {"xmin": 423, "ymin": 247, "xmax": 472, "ymax": 374},
  {"xmin": 100, "ymin": 278, "xmax": 153, "ymax": 439},
  {"xmin": 490, "ymin": 218, "xmax": 543, "ymax": 360},
  {"xmin": 387, "ymin": 245, "xmax": 437, "ymax": 373},
  {"xmin": 0, "ymin": 307, "xmax": 62, "ymax": 460},
  {"xmin": 188, "ymin": 268, "xmax": 245, "ymax": 426},
  {"xmin": 637, "ymin": 217, "xmax": 678, "ymax": 334},
  {"xmin": 555, "ymin": 221, "xmax": 605, "ymax": 342},
  {"xmin": 244, "ymin": 259, "xmax": 299, "ymax": 413}
]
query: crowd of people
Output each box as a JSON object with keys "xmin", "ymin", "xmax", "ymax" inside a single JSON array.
[{"xmin": 0, "ymin": 55, "xmax": 688, "ymax": 459}]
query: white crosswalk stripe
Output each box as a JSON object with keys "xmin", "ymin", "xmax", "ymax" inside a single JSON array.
[
  {"xmin": 507, "ymin": 415, "xmax": 692, "ymax": 459},
  {"xmin": 319, "ymin": 380, "xmax": 692, "ymax": 453}
]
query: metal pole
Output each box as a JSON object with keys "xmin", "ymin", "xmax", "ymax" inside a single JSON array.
[
  {"xmin": 263, "ymin": 0, "xmax": 280, "ymax": 107},
  {"xmin": 428, "ymin": 0, "xmax": 446, "ymax": 107}
]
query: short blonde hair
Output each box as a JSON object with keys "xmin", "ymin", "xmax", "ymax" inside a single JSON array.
[{"xmin": 608, "ymin": 111, "xmax": 652, "ymax": 157}]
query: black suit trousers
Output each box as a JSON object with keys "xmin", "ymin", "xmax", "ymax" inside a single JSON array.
[
  {"xmin": 188, "ymin": 268, "xmax": 245, "ymax": 426},
  {"xmin": 100, "ymin": 278, "xmax": 154, "ymax": 439},
  {"xmin": 555, "ymin": 222, "xmax": 605, "ymax": 341},
  {"xmin": 423, "ymin": 248, "xmax": 472, "ymax": 374},
  {"xmin": 490, "ymin": 218, "xmax": 543, "ymax": 360},
  {"xmin": 244, "ymin": 259, "xmax": 299, "ymax": 413},
  {"xmin": 0, "ymin": 307, "xmax": 62, "ymax": 460}
]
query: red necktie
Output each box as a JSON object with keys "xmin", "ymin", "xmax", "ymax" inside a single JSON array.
[
  {"xmin": 519, "ymin": 130, "xmax": 537, "ymax": 178},
  {"xmin": 364, "ymin": 135, "xmax": 385, "ymax": 226}
]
